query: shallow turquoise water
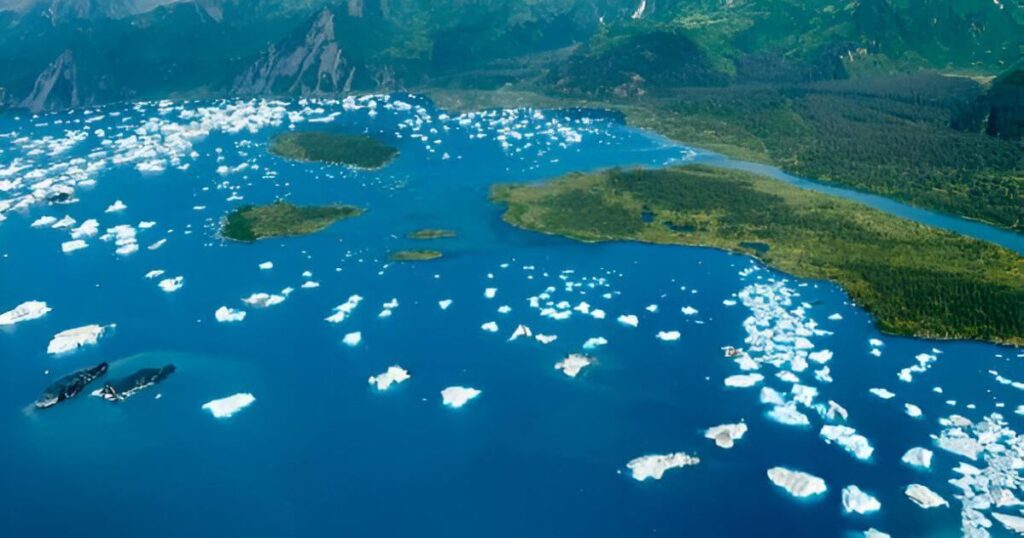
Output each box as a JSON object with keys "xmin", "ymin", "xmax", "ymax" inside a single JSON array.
[{"xmin": 0, "ymin": 96, "xmax": 1021, "ymax": 537}]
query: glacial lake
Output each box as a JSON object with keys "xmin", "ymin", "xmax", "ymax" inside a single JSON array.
[{"xmin": 1, "ymin": 95, "xmax": 1022, "ymax": 537}]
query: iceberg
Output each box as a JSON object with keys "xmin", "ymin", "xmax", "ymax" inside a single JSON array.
[
  {"xmin": 582, "ymin": 336, "xmax": 607, "ymax": 349},
  {"xmin": 214, "ymin": 306, "xmax": 246, "ymax": 323},
  {"xmin": 342, "ymin": 332, "xmax": 362, "ymax": 346},
  {"xmin": 617, "ymin": 314, "xmax": 639, "ymax": 327},
  {"xmin": 71, "ymin": 219, "xmax": 99, "ymax": 239},
  {"xmin": 626, "ymin": 452, "xmax": 700, "ymax": 481},
  {"xmin": 808, "ymin": 350, "xmax": 833, "ymax": 364},
  {"xmin": 158, "ymin": 276, "xmax": 184, "ymax": 292},
  {"xmin": 842, "ymin": 485, "xmax": 881, "ymax": 514},
  {"xmin": 905, "ymin": 403, "xmax": 922, "ymax": 418},
  {"xmin": 820, "ymin": 425, "xmax": 874, "ymax": 460},
  {"xmin": 508, "ymin": 324, "xmax": 532, "ymax": 341},
  {"xmin": 768, "ymin": 404, "xmax": 810, "ymax": 426},
  {"xmin": 869, "ymin": 388, "xmax": 895, "ymax": 399},
  {"xmin": 535, "ymin": 334, "xmax": 558, "ymax": 344},
  {"xmin": 481, "ymin": 321, "xmax": 499, "ymax": 333},
  {"xmin": 31, "ymin": 215, "xmax": 57, "ymax": 227},
  {"xmin": 904, "ymin": 484, "xmax": 948, "ymax": 509},
  {"xmin": 34, "ymin": 362, "xmax": 108, "ymax": 409},
  {"xmin": 0, "ymin": 300, "xmax": 51, "ymax": 325},
  {"xmin": 93, "ymin": 365, "xmax": 175, "ymax": 402},
  {"xmin": 441, "ymin": 386, "xmax": 481, "ymax": 408},
  {"xmin": 202, "ymin": 393, "xmax": 255, "ymax": 418},
  {"xmin": 47, "ymin": 324, "xmax": 108, "ymax": 354},
  {"xmin": 705, "ymin": 422, "xmax": 747, "ymax": 449},
  {"xmin": 244, "ymin": 292, "xmax": 287, "ymax": 308},
  {"xmin": 656, "ymin": 330, "xmax": 681, "ymax": 341},
  {"xmin": 864, "ymin": 529, "xmax": 890, "ymax": 538},
  {"xmin": 325, "ymin": 294, "xmax": 363, "ymax": 322},
  {"xmin": 258, "ymin": 261, "xmax": 273, "ymax": 270},
  {"xmin": 555, "ymin": 354, "xmax": 592, "ymax": 378},
  {"xmin": 767, "ymin": 467, "xmax": 827, "ymax": 498},
  {"xmin": 828, "ymin": 313, "xmax": 843, "ymax": 321},
  {"xmin": 104, "ymin": 200, "xmax": 127, "ymax": 213},
  {"xmin": 438, "ymin": 299, "xmax": 453, "ymax": 310},
  {"xmin": 61, "ymin": 239, "xmax": 88, "ymax": 253},
  {"xmin": 484, "ymin": 287, "xmax": 497, "ymax": 299},
  {"xmin": 901, "ymin": 447, "xmax": 933, "ymax": 470},
  {"xmin": 992, "ymin": 513, "xmax": 1024, "ymax": 534},
  {"xmin": 680, "ymin": 306, "xmax": 699, "ymax": 316},
  {"xmin": 368, "ymin": 366, "xmax": 410, "ymax": 391},
  {"xmin": 724, "ymin": 373, "xmax": 763, "ymax": 388}
]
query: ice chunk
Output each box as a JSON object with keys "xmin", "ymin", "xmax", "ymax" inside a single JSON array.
[
  {"xmin": 680, "ymin": 306, "xmax": 699, "ymax": 316},
  {"xmin": 617, "ymin": 314, "xmax": 639, "ymax": 327},
  {"xmin": 202, "ymin": 393, "xmax": 255, "ymax": 418},
  {"xmin": 244, "ymin": 292, "xmax": 286, "ymax": 308},
  {"xmin": 535, "ymin": 334, "xmax": 558, "ymax": 344},
  {"xmin": 368, "ymin": 366, "xmax": 410, "ymax": 391},
  {"xmin": 768, "ymin": 404, "xmax": 810, "ymax": 426},
  {"xmin": 47, "ymin": 324, "xmax": 108, "ymax": 354},
  {"xmin": 61, "ymin": 239, "xmax": 88, "ymax": 253},
  {"xmin": 863, "ymin": 529, "xmax": 890, "ymax": 538},
  {"xmin": 484, "ymin": 288, "xmax": 497, "ymax": 299},
  {"xmin": 869, "ymin": 388, "xmax": 895, "ymax": 399},
  {"xmin": 767, "ymin": 467, "xmax": 827, "ymax": 498},
  {"xmin": 0, "ymin": 301, "xmax": 51, "ymax": 325},
  {"xmin": 508, "ymin": 324, "xmax": 532, "ymax": 341},
  {"xmin": 901, "ymin": 447, "xmax": 933, "ymax": 470},
  {"xmin": 438, "ymin": 299, "xmax": 453, "ymax": 310},
  {"xmin": 905, "ymin": 403, "xmax": 922, "ymax": 418},
  {"xmin": 820, "ymin": 425, "xmax": 874, "ymax": 460},
  {"xmin": 258, "ymin": 261, "xmax": 273, "ymax": 270},
  {"xmin": 869, "ymin": 338, "xmax": 884, "ymax": 347},
  {"xmin": 828, "ymin": 313, "xmax": 843, "ymax": 321},
  {"xmin": 583, "ymin": 337, "xmax": 607, "ymax": 349},
  {"xmin": 481, "ymin": 321, "xmax": 499, "ymax": 333},
  {"xmin": 343, "ymin": 331, "xmax": 362, "ymax": 346},
  {"xmin": 705, "ymin": 423, "xmax": 747, "ymax": 448},
  {"xmin": 31, "ymin": 216, "xmax": 57, "ymax": 227},
  {"xmin": 441, "ymin": 386, "xmax": 481, "ymax": 408},
  {"xmin": 104, "ymin": 200, "xmax": 127, "ymax": 213},
  {"xmin": 904, "ymin": 484, "xmax": 948, "ymax": 508},
  {"xmin": 992, "ymin": 513, "xmax": 1024, "ymax": 534},
  {"xmin": 555, "ymin": 354, "xmax": 592, "ymax": 378},
  {"xmin": 808, "ymin": 350, "xmax": 833, "ymax": 364},
  {"xmin": 158, "ymin": 276, "xmax": 184, "ymax": 293},
  {"xmin": 842, "ymin": 485, "xmax": 881, "ymax": 514},
  {"xmin": 656, "ymin": 330, "xmax": 681, "ymax": 341},
  {"xmin": 626, "ymin": 453, "xmax": 700, "ymax": 481},
  {"xmin": 724, "ymin": 373, "xmax": 764, "ymax": 388},
  {"xmin": 214, "ymin": 306, "xmax": 246, "ymax": 323},
  {"xmin": 71, "ymin": 219, "xmax": 99, "ymax": 239},
  {"xmin": 325, "ymin": 295, "xmax": 363, "ymax": 322}
]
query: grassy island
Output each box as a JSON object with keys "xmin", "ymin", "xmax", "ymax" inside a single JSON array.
[
  {"xmin": 269, "ymin": 132, "xmax": 398, "ymax": 169},
  {"xmin": 390, "ymin": 250, "xmax": 444, "ymax": 262},
  {"xmin": 408, "ymin": 229, "xmax": 457, "ymax": 240},
  {"xmin": 221, "ymin": 202, "xmax": 363, "ymax": 241},
  {"xmin": 492, "ymin": 165, "xmax": 1024, "ymax": 345}
]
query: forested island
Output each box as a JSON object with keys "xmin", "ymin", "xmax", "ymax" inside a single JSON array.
[
  {"xmin": 221, "ymin": 202, "xmax": 363, "ymax": 241},
  {"xmin": 269, "ymin": 132, "xmax": 398, "ymax": 169},
  {"xmin": 390, "ymin": 250, "xmax": 444, "ymax": 262},
  {"xmin": 492, "ymin": 165, "xmax": 1024, "ymax": 345}
]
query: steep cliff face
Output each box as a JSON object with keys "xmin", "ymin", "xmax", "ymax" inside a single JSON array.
[
  {"xmin": 19, "ymin": 49, "xmax": 79, "ymax": 112},
  {"xmin": 231, "ymin": 8, "xmax": 349, "ymax": 97}
]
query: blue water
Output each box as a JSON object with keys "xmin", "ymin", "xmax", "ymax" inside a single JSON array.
[{"xmin": 1, "ymin": 96, "xmax": 1022, "ymax": 537}]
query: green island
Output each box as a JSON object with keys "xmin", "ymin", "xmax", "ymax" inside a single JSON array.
[
  {"xmin": 221, "ymin": 201, "xmax": 363, "ymax": 241},
  {"xmin": 389, "ymin": 250, "xmax": 444, "ymax": 262},
  {"xmin": 408, "ymin": 229, "xmax": 457, "ymax": 240},
  {"xmin": 269, "ymin": 132, "xmax": 398, "ymax": 169},
  {"xmin": 492, "ymin": 165, "xmax": 1024, "ymax": 345}
]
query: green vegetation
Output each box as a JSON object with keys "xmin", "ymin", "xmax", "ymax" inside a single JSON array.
[
  {"xmin": 269, "ymin": 132, "xmax": 398, "ymax": 169},
  {"xmin": 492, "ymin": 165, "xmax": 1024, "ymax": 345},
  {"xmin": 221, "ymin": 201, "xmax": 363, "ymax": 241},
  {"xmin": 390, "ymin": 249, "xmax": 444, "ymax": 262},
  {"xmin": 409, "ymin": 229, "xmax": 457, "ymax": 240}
]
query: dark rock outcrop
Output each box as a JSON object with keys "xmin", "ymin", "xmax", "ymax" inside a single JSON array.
[
  {"xmin": 231, "ymin": 8, "xmax": 347, "ymax": 97},
  {"xmin": 93, "ymin": 365, "xmax": 175, "ymax": 402},
  {"xmin": 35, "ymin": 362, "xmax": 109, "ymax": 409},
  {"xmin": 19, "ymin": 49, "xmax": 79, "ymax": 113}
]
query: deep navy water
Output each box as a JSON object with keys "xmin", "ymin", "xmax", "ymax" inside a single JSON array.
[{"xmin": 1, "ymin": 96, "xmax": 1022, "ymax": 537}]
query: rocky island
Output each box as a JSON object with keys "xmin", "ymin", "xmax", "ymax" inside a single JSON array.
[
  {"xmin": 92, "ymin": 365, "xmax": 176, "ymax": 402},
  {"xmin": 221, "ymin": 201, "xmax": 363, "ymax": 242},
  {"xmin": 389, "ymin": 249, "xmax": 443, "ymax": 262},
  {"xmin": 34, "ymin": 362, "xmax": 109, "ymax": 409}
]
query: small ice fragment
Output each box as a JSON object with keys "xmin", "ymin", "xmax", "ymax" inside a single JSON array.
[
  {"xmin": 215, "ymin": 306, "xmax": 246, "ymax": 323},
  {"xmin": 508, "ymin": 324, "xmax": 531, "ymax": 341},
  {"xmin": 680, "ymin": 306, "xmax": 699, "ymax": 316},
  {"xmin": 656, "ymin": 330, "xmax": 681, "ymax": 341},
  {"xmin": 582, "ymin": 337, "xmax": 607, "ymax": 349},
  {"xmin": 368, "ymin": 366, "xmax": 410, "ymax": 391},
  {"xmin": 438, "ymin": 299, "xmax": 452, "ymax": 310},
  {"xmin": 828, "ymin": 313, "xmax": 843, "ymax": 321},
  {"xmin": 901, "ymin": 447, "xmax": 933, "ymax": 470},
  {"xmin": 724, "ymin": 373, "xmax": 763, "ymax": 388},
  {"xmin": 904, "ymin": 484, "xmax": 948, "ymax": 509},
  {"xmin": 842, "ymin": 485, "xmax": 881, "ymax": 514},
  {"xmin": 767, "ymin": 467, "xmax": 827, "ymax": 498},
  {"xmin": 905, "ymin": 403, "xmax": 922, "ymax": 418},
  {"xmin": 535, "ymin": 334, "xmax": 558, "ymax": 344},
  {"xmin": 343, "ymin": 332, "xmax": 362, "ymax": 346},
  {"xmin": 105, "ymin": 200, "xmax": 127, "ymax": 213},
  {"xmin": 869, "ymin": 388, "xmax": 895, "ymax": 399},
  {"xmin": 808, "ymin": 350, "xmax": 833, "ymax": 363},
  {"xmin": 158, "ymin": 276, "xmax": 184, "ymax": 293},
  {"xmin": 705, "ymin": 423, "xmax": 747, "ymax": 448},
  {"xmin": 626, "ymin": 453, "xmax": 700, "ymax": 481},
  {"xmin": 258, "ymin": 261, "xmax": 273, "ymax": 270},
  {"xmin": 555, "ymin": 354, "xmax": 592, "ymax": 378},
  {"xmin": 484, "ymin": 288, "xmax": 497, "ymax": 299},
  {"xmin": 325, "ymin": 295, "xmax": 362, "ymax": 322},
  {"xmin": 617, "ymin": 314, "xmax": 639, "ymax": 327},
  {"xmin": 820, "ymin": 425, "xmax": 874, "ymax": 460},
  {"xmin": 0, "ymin": 301, "xmax": 51, "ymax": 325},
  {"xmin": 47, "ymin": 324, "xmax": 108, "ymax": 354},
  {"xmin": 441, "ymin": 386, "xmax": 481, "ymax": 408},
  {"xmin": 481, "ymin": 321, "xmax": 499, "ymax": 333},
  {"xmin": 62, "ymin": 239, "xmax": 88, "ymax": 253},
  {"xmin": 202, "ymin": 393, "xmax": 255, "ymax": 418}
]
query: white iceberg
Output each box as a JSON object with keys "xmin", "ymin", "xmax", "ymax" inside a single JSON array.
[
  {"xmin": 808, "ymin": 350, "xmax": 833, "ymax": 364},
  {"xmin": 768, "ymin": 404, "xmax": 810, "ymax": 427},
  {"xmin": 343, "ymin": 331, "xmax": 362, "ymax": 346},
  {"xmin": 202, "ymin": 393, "xmax": 255, "ymax": 418},
  {"xmin": 904, "ymin": 484, "xmax": 948, "ymax": 509},
  {"xmin": 656, "ymin": 330, "xmax": 681, "ymax": 341},
  {"xmin": 905, "ymin": 403, "xmax": 923, "ymax": 418},
  {"xmin": 901, "ymin": 447, "xmax": 933, "ymax": 470},
  {"xmin": 869, "ymin": 388, "xmax": 895, "ymax": 400},
  {"xmin": 828, "ymin": 313, "xmax": 843, "ymax": 321},
  {"xmin": 31, "ymin": 215, "xmax": 57, "ymax": 227},
  {"xmin": 508, "ymin": 324, "xmax": 532, "ymax": 341},
  {"xmin": 555, "ymin": 354, "xmax": 592, "ymax": 378},
  {"xmin": 104, "ymin": 200, "xmax": 127, "ymax": 213},
  {"xmin": 158, "ymin": 276, "xmax": 184, "ymax": 293},
  {"xmin": 535, "ymin": 334, "xmax": 558, "ymax": 344},
  {"xmin": 820, "ymin": 425, "xmax": 874, "ymax": 460},
  {"xmin": 992, "ymin": 513, "xmax": 1024, "ymax": 534},
  {"xmin": 438, "ymin": 299, "xmax": 453, "ymax": 310},
  {"xmin": 441, "ymin": 386, "xmax": 481, "ymax": 408},
  {"xmin": 258, "ymin": 261, "xmax": 273, "ymax": 270},
  {"xmin": 0, "ymin": 301, "xmax": 51, "ymax": 325},
  {"xmin": 214, "ymin": 306, "xmax": 246, "ymax": 323},
  {"xmin": 617, "ymin": 314, "xmax": 639, "ymax": 327},
  {"xmin": 680, "ymin": 306, "xmax": 699, "ymax": 316},
  {"xmin": 626, "ymin": 452, "xmax": 700, "ymax": 481},
  {"xmin": 47, "ymin": 324, "xmax": 108, "ymax": 354},
  {"xmin": 842, "ymin": 485, "xmax": 881, "ymax": 514},
  {"xmin": 325, "ymin": 295, "xmax": 363, "ymax": 322},
  {"xmin": 368, "ymin": 366, "xmax": 410, "ymax": 391},
  {"xmin": 481, "ymin": 321, "xmax": 499, "ymax": 333},
  {"xmin": 767, "ymin": 467, "xmax": 827, "ymax": 498},
  {"xmin": 244, "ymin": 292, "xmax": 286, "ymax": 308},
  {"xmin": 705, "ymin": 422, "xmax": 747, "ymax": 448},
  {"xmin": 484, "ymin": 287, "xmax": 497, "ymax": 299},
  {"xmin": 583, "ymin": 336, "xmax": 607, "ymax": 349},
  {"xmin": 61, "ymin": 239, "xmax": 88, "ymax": 253},
  {"xmin": 724, "ymin": 373, "xmax": 764, "ymax": 388}
]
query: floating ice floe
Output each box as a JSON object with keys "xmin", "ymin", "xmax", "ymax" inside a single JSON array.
[
  {"xmin": 617, "ymin": 314, "xmax": 639, "ymax": 327},
  {"xmin": 244, "ymin": 291, "xmax": 287, "ymax": 308},
  {"xmin": 202, "ymin": 393, "xmax": 255, "ymax": 418},
  {"xmin": 343, "ymin": 332, "xmax": 362, "ymax": 346},
  {"xmin": 258, "ymin": 261, "xmax": 273, "ymax": 270},
  {"xmin": 368, "ymin": 366, "xmax": 410, "ymax": 391},
  {"xmin": 0, "ymin": 300, "xmax": 51, "ymax": 325},
  {"xmin": 656, "ymin": 330, "xmax": 681, "ymax": 342},
  {"xmin": 158, "ymin": 276, "xmax": 184, "ymax": 293},
  {"xmin": 71, "ymin": 219, "xmax": 99, "ymax": 239},
  {"xmin": 104, "ymin": 200, "xmax": 127, "ymax": 213},
  {"xmin": 441, "ymin": 386, "xmax": 481, "ymax": 408},
  {"xmin": 47, "ymin": 324, "xmax": 109, "ymax": 354},
  {"xmin": 214, "ymin": 306, "xmax": 246, "ymax": 323},
  {"xmin": 31, "ymin": 215, "xmax": 57, "ymax": 227},
  {"xmin": 767, "ymin": 404, "xmax": 811, "ymax": 426},
  {"xmin": 680, "ymin": 306, "xmax": 699, "ymax": 316},
  {"xmin": 828, "ymin": 313, "xmax": 843, "ymax": 321},
  {"xmin": 555, "ymin": 354, "xmax": 592, "ymax": 378},
  {"xmin": 61, "ymin": 239, "xmax": 88, "ymax": 253},
  {"xmin": 902, "ymin": 447, "xmax": 933, "ymax": 470},
  {"xmin": 869, "ymin": 388, "xmax": 895, "ymax": 400},
  {"xmin": 484, "ymin": 287, "xmax": 497, "ymax": 299},
  {"xmin": 898, "ymin": 353, "xmax": 938, "ymax": 383},
  {"xmin": 820, "ymin": 425, "xmax": 874, "ymax": 460},
  {"xmin": 724, "ymin": 373, "xmax": 763, "ymax": 388},
  {"xmin": 842, "ymin": 485, "xmax": 882, "ymax": 514},
  {"xmin": 905, "ymin": 484, "xmax": 948, "ymax": 509},
  {"xmin": 705, "ymin": 423, "xmax": 747, "ymax": 449},
  {"xmin": 302, "ymin": 281, "xmax": 320, "ymax": 289},
  {"xmin": 582, "ymin": 337, "xmax": 607, "ymax": 350},
  {"xmin": 905, "ymin": 403, "xmax": 923, "ymax": 418},
  {"xmin": 535, "ymin": 334, "xmax": 557, "ymax": 344},
  {"xmin": 144, "ymin": 269, "xmax": 165, "ymax": 279},
  {"xmin": 508, "ymin": 324, "xmax": 532, "ymax": 341},
  {"xmin": 325, "ymin": 295, "xmax": 362, "ymax": 322},
  {"xmin": 864, "ymin": 529, "xmax": 891, "ymax": 538},
  {"xmin": 808, "ymin": 349, "xmax": 833, "ymax": 364},
  {"xmin": 767, "ymin": 467, "xmax": 827, "ymax": 498},
  {"xmin": 481, "ymin": 321, "xmax": 499, "ymax": 333},
  {"xmin": 438, "ymin": 299, "xmax": 452, "ymax": 310},
  {"xmin": 992, "ymin": 513, "xmax": 1024, "ymax": 535},
  {"xmin": 626, "ymin": 452, "xmax": 700, "ymax": 481}
]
